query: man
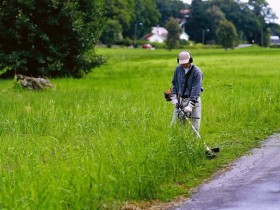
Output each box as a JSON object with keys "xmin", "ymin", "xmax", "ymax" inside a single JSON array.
[{"xmin": 170, "ymin": 51, "xmax": 203, "ymax": 131}]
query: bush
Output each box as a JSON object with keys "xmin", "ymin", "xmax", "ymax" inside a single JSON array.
[
  {"xmin": 269, "ymin": 45, "xmax": 280, "ymax": 48},
  {"xmin": 182, "ymin": 43, "xmax": 222, "ymax": 49},
  {"xmin": 0, "ymin": 0, "xmax": 105, "ymax": 78},
  {"xmin": 115, "ymin": 38, "xmax": 133, "ymax": 47}
]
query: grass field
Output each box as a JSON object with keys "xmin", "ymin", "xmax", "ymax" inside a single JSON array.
[{"xmin": 0, "ymin": 47, "xmax": 279, "ymax": 209}]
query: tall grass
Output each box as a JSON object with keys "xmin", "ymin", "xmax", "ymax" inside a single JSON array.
[{"xmin": 0, "ymin": 47, "xmax": 279, "ymax": 209}]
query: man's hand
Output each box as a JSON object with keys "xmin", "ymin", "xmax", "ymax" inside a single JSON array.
[
  {"xmin": 171, "ymin": 98, "xmax": 178, "ymax": 106},
  {"xmin": 183, "ymin": 101, "xmax": 195, "ymax": 113}
]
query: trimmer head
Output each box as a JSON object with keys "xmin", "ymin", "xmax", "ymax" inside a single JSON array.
[
  {"xmin": 205, "ymin": 150, "xmax": 216, "ymax": 158},
  {"xmin": 177, "ymin": 107, "xmax": 220, "ymax": 159},
  {"xmin": 211, "ymin": 147, "xmax": 220, "ymax": 153},
  {"xmin": 205, "ymin": 147, "xmax": 220, "ymax": 159}
]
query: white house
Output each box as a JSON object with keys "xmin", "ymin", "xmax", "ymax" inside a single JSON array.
[
  {"xmin": 179, "ymin": 9, "xmax": 190, "ymax": 41},
  {"xmin": 145, "ymin": 26, "xmax": 168, "ymax": 43},
  {"xmin": 145, "ymin": 33, "xmax": 166, "ymax": 43},
  {"xmin": 145, "ymin": 24, "xmax": 189, "ymax": 43},
  {"xmin": 180, "ymin": 26, "xmax": 189, "ymax": 41},
  {"xmin": 151, "ymin": 26, "xmax": 168, "ymax": 36},
  {"xmin": 180, "ymin": 32, "xmax": 189, "ymax": 41},
  {"xmin": 270, "ymin": 36, "xmax": 280, "ymax": 45}
]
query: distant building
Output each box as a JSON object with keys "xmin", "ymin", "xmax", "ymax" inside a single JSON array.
[
  {"xmin": 151, "ymin": 26, "xmax": 168, "ymax": 36},
  {"xmin": 179, "ymin": 20, "xmax": 189, "ymax": 41},
  {"xmin": 180, "ymin": 30, "xmax": 189, "ymax": 41},
  {"xmin": 179, "ymin": 9, "xmax": 190, "ymax": 41},
  {"xmin": 145, "ymin": 33, "xmax": 166, "ymax": 43},
  {"xmin": 144, "ymin": 26, "xmax": 168, "ymax": 43},
  {"xmin": 270, "ymin": 36, "xmax": 280, "ymax": 45},
  {"xmin": 145, "ymin": 10, "xmax": 191, "ymax": 43}
]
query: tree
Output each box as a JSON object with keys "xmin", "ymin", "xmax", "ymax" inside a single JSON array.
[
  {"xmin": 100, "ymin": 19, "xmax": 123, "ymax": 47},
  {"xmin": 0, "ymin": 0, "xmax": 105, "ymax": 78},
  {"xmin": 104, "ymin": 0, "xmax": 134, "ymax": 38},
  {"xmin": 155, "ymin": 0, "xmax": 187, "ymax": 26},
  {"xmin": 183, "ymin": 0, "xmax": 276, "ymax": 46},
  {"xmin": 186, "ymin": 0, "xmax": 211, "ymax": 43},
  {"xmin": 206, "ymin": 5, "xmax": 226, "ymax": 43},
  {"xmin": 246, "ymin": 0, "xmax": 275, "ymax": 46},
  {"xmin": 216, "ymin": 20, "xmax": 238, "ymax": 49},
  {"xmin": 132, "ymin": 0, "xmax": 160, "ymax": 39},
  {"xmin": 270, "ymin": 23, "xmax": 280, "ymax": 37},
  {"xmin": 165, "ymin": 17, "xmax": 181, "ymax": 50},
  {"xmin": 102, "ymin": 0, "xmax": 160, "ymax": 43},
  {"xmin": 215, "ymin": 0, "xmax": 275, "ymax": 46}
]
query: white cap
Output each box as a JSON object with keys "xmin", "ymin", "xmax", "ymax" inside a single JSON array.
[{"xmin": 178, "ymin": 51, "xmax": 190, "ymax": 64}]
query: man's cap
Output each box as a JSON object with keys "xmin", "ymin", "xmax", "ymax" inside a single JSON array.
[{"xmin": 178, "ymin": 51, "xmax": 190, "ymax": 64}]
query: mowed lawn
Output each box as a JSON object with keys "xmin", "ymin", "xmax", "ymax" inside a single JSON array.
[{"xmin": 0, "ymin": 47, "xmax": 279, "ymax": 209}]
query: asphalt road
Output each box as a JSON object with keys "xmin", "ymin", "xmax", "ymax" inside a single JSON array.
[{"xmin": 172, "ymin": 133, "xmax": 280, "ymax": 210}]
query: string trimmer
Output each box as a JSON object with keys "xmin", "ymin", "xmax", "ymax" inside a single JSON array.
[{"xmin": 178, "ymin": 108, "xmax": 219, "ymax": 158}]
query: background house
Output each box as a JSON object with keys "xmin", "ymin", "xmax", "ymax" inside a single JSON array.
[
  {"xmin": 144, "ymin": 26, "xmax": 168, "ymax": 43},
  {"xmin": 179, "ymin": 9, "xmax": 190, "ymax": 41},
  {"xmin": 145, "ymin": 33, "xmax": 166, "ymax": 43},
  {"xmin": 144, "ymin": 8, "xmax": 190, "ymax": 44},
  {"xmin": 180, "ymin": 31, "xmax": 189, "ymax": 41},
  {"xmin": 270, "ymin": 36, "xmax": 280, "ymax": 45}
]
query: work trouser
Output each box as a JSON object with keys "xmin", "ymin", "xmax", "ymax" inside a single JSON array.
[{"xmin": 171, "ymin": 97, "xmax": 201, "ymax": 131}]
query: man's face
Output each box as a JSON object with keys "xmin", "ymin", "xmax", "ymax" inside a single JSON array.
[{"xmin": 181, "ymin": 62, "xmax": 191, "ymax": 69}]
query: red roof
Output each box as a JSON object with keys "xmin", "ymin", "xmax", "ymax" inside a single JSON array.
[{"xmin": 180, "ymin": 9, "xmax": 190, "ymax": 14}]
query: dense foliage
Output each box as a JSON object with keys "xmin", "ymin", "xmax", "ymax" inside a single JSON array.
[
  {"xmin": 101, "ymin": 0, "xmax": 278, "ymax": 48},
  {"xmin": 0, "ymin": 0, "xmax": 105, "ymax": 78},
  {"xmin": 102, "ymin": 0, "xmax": 160, "ymax": 42},
  {"xmin": 165, "ymin": 17, "xmax": 182, "ymax": 50},
  {"xmin": 216, "ymin": 19, "xmax": 238, "ymax": 49},
  {"xmin": 186, "ymin": 0, "xmax": 276, "ymax": 47},
  {"xmin": 1, "ymin": 0, "xmax": 279, "ymax": 77}
]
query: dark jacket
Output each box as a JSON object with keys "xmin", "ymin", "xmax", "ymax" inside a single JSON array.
[{"xmin": 171, "ymin": 64, "xmax": 203, "ymax": 101}]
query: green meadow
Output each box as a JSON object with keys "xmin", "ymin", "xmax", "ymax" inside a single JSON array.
[{"xmin": 0, "ymin": 47, "xmax": 279, "ymax": 209}]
